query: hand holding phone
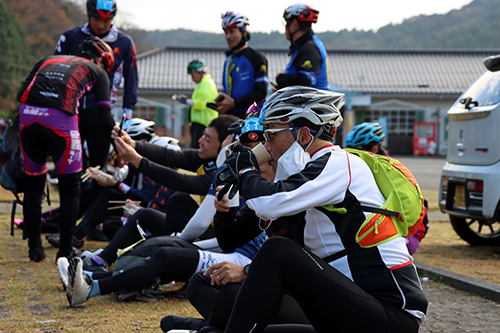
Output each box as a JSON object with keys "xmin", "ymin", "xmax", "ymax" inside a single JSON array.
[{"xmin": 118, "ymin": 113, "xmax": 126, "ymax": 137}]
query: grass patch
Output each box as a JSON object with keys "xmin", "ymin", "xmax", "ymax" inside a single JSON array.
[
  {"xmin": 0, "ymin": 187, "xmax": 499, "ymax": 331},
  {"xmin": 0, "ymin": 209, "xmax": 200, "ymax": 332}
]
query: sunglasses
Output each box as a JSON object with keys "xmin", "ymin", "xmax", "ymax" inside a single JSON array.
[{"xmin": 263, "ymin": 127, "xmax": 301, "ymax": 141}]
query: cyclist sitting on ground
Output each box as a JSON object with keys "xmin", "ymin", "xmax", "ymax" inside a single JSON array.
[
  {"xmin": 75, "ymin": 116, "xmax": 238, "ymax": 272},
  {"xmin": 160, "ymin": 103, "xmax": 310, "ymax": 333},
  {"xmin": 211, "ymin": 86, "xmax": 428, "ymax": 333},
  {"xmin": 59, "ymin": 132, "xmax": 276, "ymax": 307}
]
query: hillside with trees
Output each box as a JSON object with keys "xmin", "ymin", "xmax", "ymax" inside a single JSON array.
[
  {"xmin": 2, "ymin": 0, "xmax": 500, "ymax": 114},
  {"xmin": 140, "ymin": 0, "xmax": 500, "ymax": 50}
]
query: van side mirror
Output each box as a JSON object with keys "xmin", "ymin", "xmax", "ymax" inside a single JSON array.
[{"xmin": 483, "ymin": 55, "xmax": 500, "ymax": 72}]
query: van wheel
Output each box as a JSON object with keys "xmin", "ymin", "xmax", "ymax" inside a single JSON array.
[{"xmin": 450, "ymin": 216, "xmax": 500, "ymax": 246}]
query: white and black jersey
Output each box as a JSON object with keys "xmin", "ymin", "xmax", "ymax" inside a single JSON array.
[{"xmin": 239, "ymin": 145, "xmax": 427, "ymax": 321}]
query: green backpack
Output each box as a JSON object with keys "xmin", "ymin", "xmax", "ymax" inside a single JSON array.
[{"xmin": 345, "ymin": 149, "xmax": 426, "ymax": 248}]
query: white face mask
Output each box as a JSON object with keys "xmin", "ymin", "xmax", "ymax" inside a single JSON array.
[{"xmin": 274, "ymin": 140, "xmax": 310, "ymax": 182}]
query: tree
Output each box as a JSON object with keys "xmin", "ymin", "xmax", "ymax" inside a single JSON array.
[
  {"xmin": 5, "ymin": 0, "xmax": 84, "ymax": 59},
  {"xmin": 0, "ymin": 0, "xmax": 31, "ymax": 113}
]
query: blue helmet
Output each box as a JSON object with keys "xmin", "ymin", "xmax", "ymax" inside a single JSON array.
[{"xmin": 345, "ymin": 122, "xmax": 385, "ymax": 147}]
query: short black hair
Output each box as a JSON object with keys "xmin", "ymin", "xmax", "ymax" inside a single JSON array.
[
  {"xmin": 291, "ymin": 118, "xmax": 335, "ymax": 142},
  {"xmin": 208, "ymin": 115, "xmax": 240, "ymax": 145}
]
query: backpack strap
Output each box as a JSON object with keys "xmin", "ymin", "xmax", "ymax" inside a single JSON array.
[
  {"xmin": 322, "ymin": 249, "xmax": 350, "ymax": 263},
  {"xmin": 358, "ymin": 205, "xmax": 399, "ymax": 218},
  {"xmin": 336, "ymin": 202, "xmax": 399, "ymax": 237}
]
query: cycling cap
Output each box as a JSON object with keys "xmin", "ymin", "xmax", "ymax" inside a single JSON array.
[
  {"xmin": 240, "ymin": 117, "xmax": 265, "ymax": 144},
  {"xmin": 123, "ymin": 118, "xmax": 155, "ymax": 141},
  {"xmin": 283, "ymin": 3, "xmax": 319, "ymax": 23},
  {"xmin": 345, "ymin": 122, "xmax": 385, "ymax": 147},
  {"xmin": 87, "ymin": 0, "xmax": 117, "ymax": 20},
  {"xmin": 221, "ymin": 11, "xmax": 250, "ymax": 30},
  {"xmin": 260, "ymin": 86, "xmax": 344, "ymax": 128},
  {"xmin": 77, "ymin": 36, "xmax": 115, "ymax": 73},
  {"xmin": 187, "ymin": 58, "xmax": 207, "ymax": 74},
  {"xmin": 149, "ymin": 136, "xmax": 181, "ymax": 151}
]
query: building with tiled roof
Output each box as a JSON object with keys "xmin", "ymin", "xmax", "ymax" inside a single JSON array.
[{"xmin": 123, "ymin": 46, "xmax": 500, "ymax": 155}]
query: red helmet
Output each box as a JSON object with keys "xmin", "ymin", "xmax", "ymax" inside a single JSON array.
[
  {"xmin": 283, "ymin": 3, "xmax": 319, "ymax": 23},
  {"xmin": 77, "ymin": 36, "xmax": 115, "ymax": 73}
]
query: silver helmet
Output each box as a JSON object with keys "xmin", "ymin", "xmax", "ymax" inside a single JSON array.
[{"xmin": 260, "ymin": 86, "xmax": 344, "ymax": 128}]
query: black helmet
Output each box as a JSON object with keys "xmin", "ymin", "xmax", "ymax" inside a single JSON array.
[
  {"xmin": 87, "ymin": 0, "xmax": 117, "ymax": 20},
  {"xmin": 78, "ymin": 36, "xmax": 115, "ymax": 73}
]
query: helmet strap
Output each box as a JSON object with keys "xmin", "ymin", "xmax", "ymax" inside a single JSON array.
[
  {"xmin": 290, "ymin": 123, "xmax": 315, "ymax": 151},
  {"xmin": 231, "ymin": 30, "xmax": 249, "ymax": 51}
]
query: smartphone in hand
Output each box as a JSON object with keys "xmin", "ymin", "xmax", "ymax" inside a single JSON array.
[
  {"xmin": 118, "ymin": 113, "xmax": 126, "ymax": 136},
  {"xmin": 206, "ymin": 102, "xmax": 220, "ymax": 110}
]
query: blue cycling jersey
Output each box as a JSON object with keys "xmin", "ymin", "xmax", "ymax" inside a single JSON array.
[
  {"xmin": 279, "ymin": 31, "xmax": 330, "ymax": 91},
  {"xmin": 55, "ymin": 23, "xmax": 138, "ymax": 117},
  {"xmin": 222, "ymin": 46, "xmax": 268, "ymax": 118}
]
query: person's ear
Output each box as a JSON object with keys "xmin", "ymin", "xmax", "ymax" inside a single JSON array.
[
  {"xmin": 298, "ymin": 127, "xmax": 312, "ymax": 147},
  {"xmin": 371, "ymin": 145, "xmax": 379, "ymax": 154}
]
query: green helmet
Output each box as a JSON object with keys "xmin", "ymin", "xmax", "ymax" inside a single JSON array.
[{"xmin": 187, "ymin": 58, "xmax": 206, "ymax": 74}]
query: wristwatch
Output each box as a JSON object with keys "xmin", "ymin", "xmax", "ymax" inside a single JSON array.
[{"xmin": 243, "ymin": 264, "xmax": 250, "ymax": 276}]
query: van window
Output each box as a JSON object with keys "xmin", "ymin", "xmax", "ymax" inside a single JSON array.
[{"xmin": 453, "ymin": 70, "xmax": 500, "ymax": 108}]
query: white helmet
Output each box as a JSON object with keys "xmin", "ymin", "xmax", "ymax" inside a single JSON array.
[
  {"xmin": 149, "ymin": 136, "xmax": 181, "ymax": 151},
  {"xmin": 123, "ymin": 118, "xmax": 155, "ymax": 141},
  {"xmin": 260, "ymin": 86, "xmax": 344, "ymax": 128},
  {"xmin": 221, "ymin": 11, "xmax": 250, "ymax": 30}
]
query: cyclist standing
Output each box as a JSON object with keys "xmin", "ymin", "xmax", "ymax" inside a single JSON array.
[
  {"xmin": 54, "ymin": 0, "xmax": 138, "ymax": 192},
  {"xmin": 276, "ymin": 3, "xmax": 330, "ymax": 91},
  {"xmin": 18, "ymin": 37, "xmax": 115, "ymax": 262},
  {"xmin": 216, "ymin": 12, "xmax": 269, "ymax": 119}
]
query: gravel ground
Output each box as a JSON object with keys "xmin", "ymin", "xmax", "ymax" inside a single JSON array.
[{"xmin": 420, "ymin": 280, "xmax": 500, "ymax": 332}]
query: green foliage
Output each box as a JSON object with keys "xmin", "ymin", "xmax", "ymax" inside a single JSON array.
[
  {"xmin": 0, "ymin": 0, "xmax": 31, "ymax": 112},
  {"xmin": 5, "ymin": 0, "xmax": 85, "ymax": 59}
]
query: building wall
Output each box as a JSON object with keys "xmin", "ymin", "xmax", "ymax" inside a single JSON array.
[{"xmin": 132, "ymin": 91, "xmax": 458, "ymax": 156}]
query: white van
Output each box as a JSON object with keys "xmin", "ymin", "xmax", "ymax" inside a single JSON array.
[{"xmin": 439, "ymin": 55, "xmax": 500, "ymax": 246}]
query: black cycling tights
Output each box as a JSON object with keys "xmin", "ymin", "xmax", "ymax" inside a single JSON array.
[
  {"xmin": 187, "ymin": 272, "xmax": 310, "ymax": 330},
  {"xmin": 224, "ymin": 237, "xmax": 420, "ymax": 333},
  {"xmin": 73, "ymin": 187, "xmax": 125, "ymax": 240},
  {"xmin": 98, "ymin": 208, "xmax": 168, "ymax": 264},
  {"xmin": 23, "ymin": 172, "xmax": 80, "ymax": 255},
  {"xmin": 95, "ymin": 247, "xmax": 199, "ymax": 295}
]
